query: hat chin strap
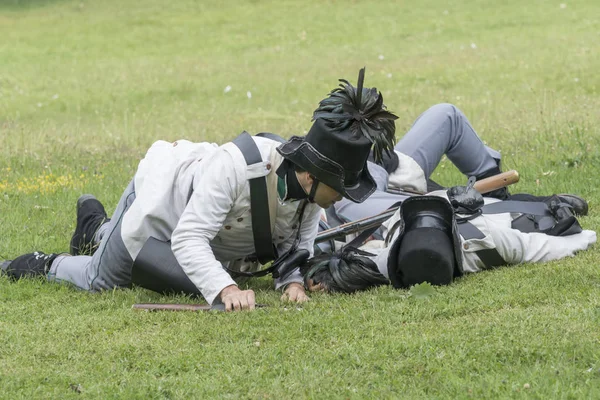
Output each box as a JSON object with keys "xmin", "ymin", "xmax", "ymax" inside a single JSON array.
[{"xmin": 308, "ymin": 176, "xmax": 320, "ymax": 203}]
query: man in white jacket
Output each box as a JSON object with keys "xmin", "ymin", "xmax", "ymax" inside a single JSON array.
[
  {"xmin": 303, "ymin": 194, "xmax": 596, "ymax": 294},
  {"xmin": 2, "ymin": 69, "xmax": 399, "ymax": 311}
]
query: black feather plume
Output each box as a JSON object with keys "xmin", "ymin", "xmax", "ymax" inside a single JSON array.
[{"xmin": 312, "ymin": 67, "xmax": 399, "ymax": 164}]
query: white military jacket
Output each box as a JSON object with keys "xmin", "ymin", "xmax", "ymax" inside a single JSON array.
[
  {"xmin": 367, "ymin": 191, "xmax": 597, "ymax": 277},
  {"xmin": 121, "ymin": 136, "xmax": 322, "ymax": 304}
]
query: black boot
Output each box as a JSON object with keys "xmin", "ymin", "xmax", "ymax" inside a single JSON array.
[
  {"xmin": 477, "ymin": 167, "xmax": 510, "ymax": 200},
  {"xmin": 557, "ymin": 194, "xmax": 588, "ymax": 217},
  {"xmin": 69, "ymin": 195, "xmax": 110, "ymax": 256},
  {"xmin": 1, "ymin": 251, "xmax": 59, "ymax": 280}
]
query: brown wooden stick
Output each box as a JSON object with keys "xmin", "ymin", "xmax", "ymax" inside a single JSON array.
[
  {"xmin": 132, "ymin": 303, "xmax": 268, "ymax": 312},
  {"xmin": 133, "ymin": 303, "xmax": 214, "ymax": 312},
  {"xmin": 473, "ymin": 170, "xmax": 520, "ymax": 194},
  {"xmin": 388, "ymin": 169, "xmax": 521, "ymax": 196}
]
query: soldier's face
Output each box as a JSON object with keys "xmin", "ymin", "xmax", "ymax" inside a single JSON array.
[
  {"xmin": 312, "ymin": 181, "xmax": 343, "ymax": 209},
  {"xmin": 297, "ymin": 171, "xmax": 343, "ymax": 209}
]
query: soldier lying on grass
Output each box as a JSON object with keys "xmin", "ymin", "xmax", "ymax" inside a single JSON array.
[
  {"xmin": 307, "ymin": 102, "xmax": 594, "ymax": 291},
  {"xmin": 303, "ymin": 192, "xmax": 596, "ymax": 294}
]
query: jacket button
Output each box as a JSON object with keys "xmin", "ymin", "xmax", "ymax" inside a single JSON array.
[
  {"xmin": 292, "ymin": 224, "xmax": 298, "ymax": 229},
  {"xmin": 225, "ymin": 225, "xmax": 231, "ymax": 230},
  {"xmin": 463, "ymin": 243, "xmax": 469, "ymax": 250},
  {"xmin": 237, "ymin": 218, "xmax": 243, "ymax": 222},
  {"xmin": 173, "ymin": 141, "xmax": 178, "ymax": 147},
  {"xmin": 266, "ymin": 163, "xmax": 272, "ymax": 171}
]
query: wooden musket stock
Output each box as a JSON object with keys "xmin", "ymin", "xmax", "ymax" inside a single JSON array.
[{"xmin": 471, "ymin": 170, "xmax": 519, "ymax": 194}]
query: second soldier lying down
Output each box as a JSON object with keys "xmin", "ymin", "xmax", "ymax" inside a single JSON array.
[{"xmin": 302, "ymin": 191, "xmax": 597, "ymax": 293}]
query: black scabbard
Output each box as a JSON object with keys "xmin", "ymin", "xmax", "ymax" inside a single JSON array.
[{"xmin": 131, "ymin": 237, "xmax": 201, "ymax": 296}]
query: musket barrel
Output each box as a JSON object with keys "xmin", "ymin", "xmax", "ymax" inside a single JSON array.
[
  {"xmin": 315, "ymin": 207, "xmax": 399, "ymax": 244},
  {"xmin": 315, "ymin": 170, "xmax": 520, "ymax": 244}
]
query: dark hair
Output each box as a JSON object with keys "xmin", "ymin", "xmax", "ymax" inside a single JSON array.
[
  {"xmin": 312, "ymin": 68, "xmax": 398, "ymax": 164},
  {"xmin": 300, "ymin": 247, "xmax": 389, "ymax": 293}
]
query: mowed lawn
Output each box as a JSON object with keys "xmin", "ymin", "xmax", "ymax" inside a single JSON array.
[{"xmin": 1, "ymin": 0, "xmax": 600, "ymax": 398}]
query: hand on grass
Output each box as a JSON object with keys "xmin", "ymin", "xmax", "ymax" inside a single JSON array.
[
  {"xmin": 219, "ymin": 285, "xmax": 255, "ymax": 311},
  {"xmin": 281, "ymin": 282, "xmax": 310, "ymax": 303}
]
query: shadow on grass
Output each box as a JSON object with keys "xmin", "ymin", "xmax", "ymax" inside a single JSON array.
[{"xmin": 0, "ymin": 0, "xmax": 71, "ymax": 11}]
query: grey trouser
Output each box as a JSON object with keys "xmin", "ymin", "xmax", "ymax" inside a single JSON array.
[
  {"xmin": 331, "ymin": 103, "xmax": 501, "ymax": 225},
  {"xmin": 397, "ymin": 103, "xmax": 500, "ymax": 178},
  {"xmin": 48, "ymin": 181, "xmax": 136, "ymax": 290}
]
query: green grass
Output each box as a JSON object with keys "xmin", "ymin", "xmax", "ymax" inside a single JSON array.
[{"xmin": 1, "ymin": 0, "xmax": 600, "ymax": 398}]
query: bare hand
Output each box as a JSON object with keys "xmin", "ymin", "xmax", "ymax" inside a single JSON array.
[
  {"xmin": 281, "ymin": 282, "xmax": 310, "ymax": 303},
  {"xmin": 219, "ymin": 285, "xmax": 256, "ymax": 312}
]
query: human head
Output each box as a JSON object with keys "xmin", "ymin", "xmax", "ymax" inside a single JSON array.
[{"xmin": 300, "ymin": 247, "xmax": 389, "ymax": 293}]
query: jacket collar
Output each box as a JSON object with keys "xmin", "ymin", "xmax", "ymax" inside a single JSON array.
[{"xmin": 276, "ymin": 160, "xmax": 308, "ymax": 201}]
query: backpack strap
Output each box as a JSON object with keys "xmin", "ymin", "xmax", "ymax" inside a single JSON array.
[
  {"xmin": 481, "ymin": 200, "xmax": 552, "ymax": 216},
  {"xmin": 232, "ymin": 131, "xmax": 277, "ymax": 264}
]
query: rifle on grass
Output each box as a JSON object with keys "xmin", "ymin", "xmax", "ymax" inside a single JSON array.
[{"xmin": 315, "ymin": 170, "xmax": 520, "ymax": 244}]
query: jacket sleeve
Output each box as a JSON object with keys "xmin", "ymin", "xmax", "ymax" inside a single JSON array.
[
  {"xmin": 171, "ymin": 150, "xmax": 240, "ymax": 305},
  {"xmin": 489, "ymin": 227, "xmax": 597, "ymax": 265},
  {"xmin": 273, "ymin": 204, "xmax": 322, "ymax": 290}
]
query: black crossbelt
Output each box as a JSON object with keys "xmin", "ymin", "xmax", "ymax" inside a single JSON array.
[
  {"xmin": 232, "ymin": 131, "xmax": 277, "ymax": 264},
  {"xmin": 457, "ymin": 222, "xmax": 506, "ymax": 268}
]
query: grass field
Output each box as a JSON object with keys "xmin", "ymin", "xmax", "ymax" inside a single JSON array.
[{"xmin": 1, "ymin": 0, "xmax": 600, "ymax": 398}]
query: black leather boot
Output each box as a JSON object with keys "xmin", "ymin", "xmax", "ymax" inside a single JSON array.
[
  {"xmin": 2, "ymin": 252, "xmax": 59, "ymax": 280},
  {"xmin": 69, "ymin": 195, "xmax": 110, "ymax": 256}
]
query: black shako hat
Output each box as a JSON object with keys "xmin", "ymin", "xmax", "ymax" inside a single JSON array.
[
  {"xmin": 386, "ymin": 196, "xmax": 464, "ymax": 288},
  {"xmin": 277, "ymin": 68, "xmax": 398, "ymax": 203}
]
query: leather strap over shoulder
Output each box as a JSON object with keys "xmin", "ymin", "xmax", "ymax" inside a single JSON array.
[{"xmin": 232, "ymin": 131, "xmax": 277, "ymax": 264}]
